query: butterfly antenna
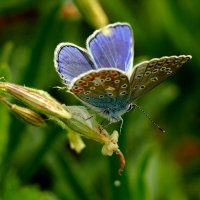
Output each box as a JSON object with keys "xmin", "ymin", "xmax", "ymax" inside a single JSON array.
[{"xmin": 133, "ymin": 103, "xmax": 165, "ymax": 133}]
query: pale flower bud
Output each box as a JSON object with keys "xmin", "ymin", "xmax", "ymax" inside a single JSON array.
[
  {"xmin": 11, "ymin": 104, "xmax": 46, "ymax": 127},
  {"xmin": 101, "ymin": 130, "xmax": 119, "ymax": 156},
  {"xmin": 67, "ymin": 131, "xmax": 86, "ymax": 153},
  {"xmin": 0, "ymin": 82, "xmax": 71, "ymax": 119},
  {"xmin": 0, "ymin": 96, "xmax": 45, "ymax": 127}
]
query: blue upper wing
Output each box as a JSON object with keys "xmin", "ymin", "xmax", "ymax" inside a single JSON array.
[
  {"xmin": 54, "ymin": 43, "xmax": 96, "ymax": 86},
  {"xmin": 87, "ymin": 23, "xmax": 134, "ymax": 74}
]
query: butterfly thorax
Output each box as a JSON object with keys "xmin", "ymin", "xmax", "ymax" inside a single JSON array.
[{"xmin": 100, "ymin": 101, "xmax": 133, "ymax": 122}]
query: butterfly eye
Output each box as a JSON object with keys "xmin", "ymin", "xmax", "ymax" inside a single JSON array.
[{"xmin": 127, "ymin": 104, "xmax": 133, "ymax": 112}]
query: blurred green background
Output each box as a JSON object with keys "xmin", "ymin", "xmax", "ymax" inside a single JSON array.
[{"xmin": 0, "ymin": 0, "xmax": 199, "ymax": 199}]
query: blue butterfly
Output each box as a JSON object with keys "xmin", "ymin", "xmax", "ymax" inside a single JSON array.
[{"xmin": 54, "ymin": 22, "xmax": 191, "ymax": 123}]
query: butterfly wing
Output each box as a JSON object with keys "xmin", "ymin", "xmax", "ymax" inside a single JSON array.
[
  {"xmin": 70, "ymin": 69, "xmax": 131, "ymax": 118},
  {"xmin": 130, "ymin": 55, "xmax": 192, "ymax": 100},
  {"xmin": 87, "ymin": 23, "xmax": 133, "ymax": 74},
  {"xmin": 54, "ymin": 43, "xmax": 96, "ymax": 87}
]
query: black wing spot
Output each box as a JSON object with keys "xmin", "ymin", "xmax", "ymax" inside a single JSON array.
[
  {"xmin": 105, "ymin": 77, "xmax": 111, "ymax": 81},
  {"xmin": 152, "ymin": 69, "xmax": 159, "ymax": 73},
  {"xmin": 84, "ymin": 91, "xmax": 91, "ymax": 95},
  {"xmin": 165, "ymin": 68, "xmax": 171, "ymax": 71},
  {"xmin": 148, "ymin": 61, "xmax": 157, "ymax": 67},
  {"xmin": 120, "ymin": 91, "xmax": 127, "ymax": 95},
  {"xmin": 151, "ymin": 77, "xmax": 158, "ymax": 82},
  {"xmin": 136, "ymin": 75, "xmax": 143, "ymax": 79},
  {"xmin": 90, "ymin": 86, "xmax": 96, "ymax": 90},
  {"xmin": 121, "ymin": 84, "xmax": 127, "ymax": 88},
  {"xmin": 114, "ymin": 80, "xmax": 120, "ymax": 83},
  {"xmin": 160, "ymin": 67, "xmax": 166, "ymax": 71},
  {"xmin": 167, "ymin": 71, "xmax": 173, "ymax": 75},
  {"xmin": 145, "ymin": 71, "xmax": 151, "ymax": 76},
  {"xmin": 120, "ymin": 75, "xmax": 127, "ymax": 80}
]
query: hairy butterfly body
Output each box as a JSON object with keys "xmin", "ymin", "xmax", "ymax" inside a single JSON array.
[{"xmin": 54, "ymin": 22, "xmax": 192, "ymax": 123}]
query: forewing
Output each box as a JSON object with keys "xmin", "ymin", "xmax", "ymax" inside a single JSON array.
[
  {"xmin": 130, "ymin": 55, "xmax": 192, "ymax": 100},
  {"xmin": 54, "ymin": 43, "xmax": 96, "ymax": 87},
  {"xmin": 70, "ymin": 69, "xmax": 131, "ymax": 110},
  {"xmin": 87, "ymin": 23, "xmax": 133, "ymax": 74}
]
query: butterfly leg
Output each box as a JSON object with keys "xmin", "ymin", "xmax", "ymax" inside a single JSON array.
[
  {"xmin": 53, "ymin": 86, "xmax": 67, "ymax": 91},
  {"xmin": 94, "ymin": 120, "xmax": 107, "ymax": 134},
  {"xmin": 85, "ymin": 114, "xmax": 95, "ymax": 121}
]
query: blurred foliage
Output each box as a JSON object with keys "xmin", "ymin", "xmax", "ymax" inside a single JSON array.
[{"xmin": 0, "ymin": 0, "xmax": 199, "ymax": 199}]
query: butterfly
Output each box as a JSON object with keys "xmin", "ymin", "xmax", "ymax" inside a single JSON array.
[{"xmin": 54, "ymin": 22, "xmax": 192, "ymax": 124}]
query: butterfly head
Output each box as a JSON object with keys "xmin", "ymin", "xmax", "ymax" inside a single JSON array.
[{"xmin": 101, "ymin": 102, "xmax": 134, "ymax": 123}]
